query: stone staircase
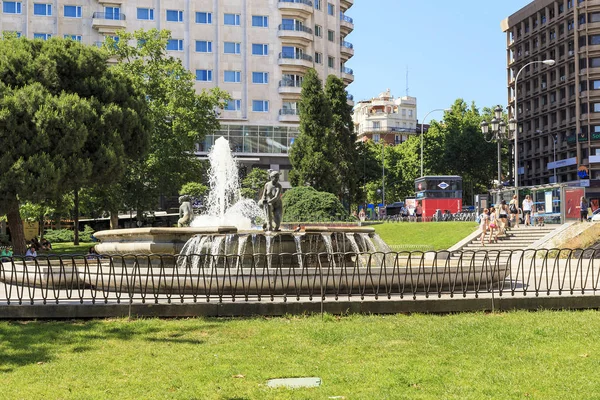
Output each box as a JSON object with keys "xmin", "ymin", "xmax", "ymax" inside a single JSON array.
[{"xmin": 460, "ymin": 225, "xmax": 557, "ymax": 253}]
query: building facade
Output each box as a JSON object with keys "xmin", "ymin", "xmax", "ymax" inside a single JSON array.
[
  {"xmin": 502, "ymin": 0, "xmax": 600, "ymax": 198},
  {"xmin": 0, "ymin": 0, "xmax": 354, "ymax": 186},
  {"xmin": 352, "ymin": 90, "xmax": 418, "ymax": 145}
]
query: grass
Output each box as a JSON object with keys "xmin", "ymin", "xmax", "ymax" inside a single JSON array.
[
  {"xmin": 373, "ymin": 221, "xmax": 478, "ymax": 250},
  {"xmin": 42, "ymin": 242, "xmax": 95, "ymax": 256},
  {"xmin": 1, "ymin": 311, "xmax": 600, "ymax": 399}
]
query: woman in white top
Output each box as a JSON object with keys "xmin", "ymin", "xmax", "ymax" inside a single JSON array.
[
  {"xmin": 522, "ymin": 195, "xmax": 534, "ymax": 226},
  {"xmin": 479, "ymin": 208, "xmax": 490, "ymax": 245}
]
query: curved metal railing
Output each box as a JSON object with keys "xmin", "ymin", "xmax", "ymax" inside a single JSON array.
[{"xmin": 1, "ymin": 249, "xmax": 599, "ymax": 309}]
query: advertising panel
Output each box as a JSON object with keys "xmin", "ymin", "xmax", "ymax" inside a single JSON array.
[{"xmin": 564, "ymin": 187, "xmax": 585, "ymax": 220}]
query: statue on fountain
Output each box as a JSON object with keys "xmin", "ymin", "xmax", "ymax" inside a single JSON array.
[
  {"xmin": 178, "ymin": 195, "xmax": 194, "ymax": 227},
  {"xmin": 261, "ymin": 171, "xmax": 283, "ymax": 231}
]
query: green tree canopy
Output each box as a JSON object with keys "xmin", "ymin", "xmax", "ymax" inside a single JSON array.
[
  {"xmin": 0, "ymin": 37, "xmax": 150, "ymax": 254},
  {"xmin": 325, "ymin": 75, "xmax": 360, "ymax": 206},
  {"xmin": 106, "ymin": 29, "xmax": 229, "ymax": 217},
  {"xmin": 289, "ymin": 69, "xmax": 338, "ymax": 193}
]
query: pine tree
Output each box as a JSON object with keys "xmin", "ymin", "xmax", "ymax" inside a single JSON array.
[
  {"xmin": 289, "ymin": 69, "xmax": 338, "ymax": 193},
  {"xmin": 325, "ymin": 75, "xmax": 360, "ymax": 206}
]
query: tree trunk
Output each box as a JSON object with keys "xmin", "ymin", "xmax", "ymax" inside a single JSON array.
[
  {"xmin": 73, "ymin": 188, "xmax": 80, "ymax": 245},
  {"xmin": 110, "ymin": 210, "xmax": 119, "ymax": 229},
  {"xmin": 6, "ymin": 196, "xmax": 26, "ymax": 255}
]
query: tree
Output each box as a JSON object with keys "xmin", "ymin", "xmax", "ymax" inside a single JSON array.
[
  {"xmin": 324, "ymin": 75, "xmax": 360, "ymax": 207},
  {"xmin": 106, "ymin": 29, "xmax": 229, "ymax": 219},
  {"xmin": 289, "ymin": 69, "xmax": 338, "ymax": 193},
  {"xmin": 240, "ymin": 168, "xmax": 269, "ymax": 200},
  {"xmin": 0, "ymin": 37, "xmax": 150, "ymax": 254}
]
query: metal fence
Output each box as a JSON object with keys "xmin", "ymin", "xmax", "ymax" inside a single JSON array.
[{"xmin": 1, "ymin": 249, "xmax": 599, "ymax": 310}]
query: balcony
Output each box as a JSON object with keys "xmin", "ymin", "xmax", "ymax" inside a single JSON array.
[
  {"xmin": 347, "ymin": 94, "xmax": 354, "ymax": 107},
  {"xmin": 341, "ymin": 66, "xmax": 354, "ymax": 84},
  {"xmin": 340, "ymin": 13, "xmax": 354, "ymax": 35},
  {"xmin": 340, "ymin": 0, "xmax": 353, "ymax": 11},
  {"xmin": 92, "ymin": 12, "xmax": 126, "ymax": 33},
  {"xmin": 278, "ymin": 0, "xmax": 313, "ymax": 18},
  {"xmin": 278, "ymin": 52, "xmax": 313, "ymax": 71},
  {"xmin": 340, "ymin": 40, "xmax": 354, "ymax": 58},
  {"xmin": 279, "ymin": 80, "xmax": 302, "ymax": 95},
  {"xmin": 279, "ymin": 108, "xmax": 300, "ymax": 122},
  {"xmin": 278, "ymin": 24, "xmax": 313, "ymax": 46}
]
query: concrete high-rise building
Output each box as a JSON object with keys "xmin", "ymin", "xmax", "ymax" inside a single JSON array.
[
  {"xmin": 0, "ymin": 0, "xmax": 354, "ymax": 187},
  {"xmin": 502, "ymin": 0, "xmax": 599, "ymax": 199},
  {"xmin": 352, "ymin": 89, "xmax": 418, "ymax": 145}
]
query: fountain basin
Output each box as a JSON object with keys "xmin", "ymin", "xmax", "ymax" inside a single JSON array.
[{"xmin": 94, "ymin": 227, "xmax": 238, "ymax": 255}]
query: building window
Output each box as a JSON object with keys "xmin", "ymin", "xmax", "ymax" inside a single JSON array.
[
  {"xmin": 328, "ymin": 30, "xmax": 335, "ymax": 42},
  {"xmin": 590, "ymin": 35, "xmax": 600, "ymax": 45},
  {"xmin": 314, "ymin": 0, "xmax": 321, "ymax": 10},
  {"xmin": 252, "ymin": 72, "xmax": 269, "ymax": 84},
  {"xmin": 373, "ymin": 133, "xmax": 380, "ymax": 142},
  {"xmin": 315, "ymin": 25, "xmax": 322, "ymax": 37},
  {"xmin": 327, "ymin": 3, "xmax": 334, "ymax": 15},
  {"xmin": 224, "ymin": 70, "xmax": 241, "ymax": 83},
  {"xmin": 137, "ymin": 8, "xmax": 154, "ymax": 20},
  {"xmin": 315, "ymin": 52, "xmax": 322, "ymax": 64},
  {"xmin": 196, "ymin": 69, "xmax": 212, "ymax": 82},
  {"xmin": 64, "ymin": 34, "xmax": 82, "ymax": 42},
  {"xmin": 252, "ymin": 15, "xmax": 268, "ymax": 27},
  {"xmin": 224, "ymin": 13, "xmax": 241, "ymax": 26},
  {"xmin": 252, "ymin": 100, "xmax": 269, "ymax": 112},
  {"xmin": 33, "ymin": 33, "xmax": 52, "ymax": 40},
  {"xmin": 225, "ymin": 99, "xmax": 241, "ymax": 111},
  {"xmin": 592, "ymin": 80, "xmax": 600, "ymax": 90},
  {"xmin": 34, "ymin": 3, "xmax": 52, "ymax": 16},
  {"xmin": 3, "ymin": 2, "xmax": 22, "ymax": 14},
  {"xmin": 166, "ymin": 10, "xmax": 183, "ymax": 22},
  {"xmin": 373, "ymin": 122, "xmax": 381, "ymax": 130},
  {"xmin": 167, "ymin": 39, "xmax": 183, "ymax": 51},
  {"xmin": 195, "ymin": 40, "xmax": 212, "ymax": 53},
  {"xmin": 328, "ymin": 56, "xmax": 335, "ymax": 68},
  {"xmin": 252, "ymin": 44, "xmax": 268, "ymax": 55},
  {"xmin": 224, "ymin": 42, "xmax": 241, "ymax": 54},
  {"xmin": 591, "ymin": 57, "xmax": 600, "ymax": 68},
  {"xmin": 104, "ymin": 7, "xmax": 120, "ymax": 20},
  {"xmin": 196, "ymin": 12, "xmax": 212, "ymax": 24},
  {"xmin": 64, "ymin": 5, "xmax": 82, "ymax": 18}
]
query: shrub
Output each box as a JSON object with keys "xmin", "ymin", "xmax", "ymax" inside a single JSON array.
[
  {"xmin": 282, "ymin": 186, "xmax": 350, "ymax": 222},
  {"xmin": 44, "ymin": 225, "xmax": 95, "ymax": 243}
]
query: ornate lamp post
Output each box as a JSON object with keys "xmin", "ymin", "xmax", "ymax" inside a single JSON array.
[{"xmin": 480, "ymin": 105, "xmax": 514, "ymax": 205}]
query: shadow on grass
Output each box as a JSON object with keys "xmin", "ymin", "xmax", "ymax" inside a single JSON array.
[{"xmin": 0, "ymin": 320, "xmax": 221, "ymax": 371}]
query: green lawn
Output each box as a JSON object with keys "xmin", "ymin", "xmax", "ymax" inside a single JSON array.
[
  {"xmin": 1, "ymin": 311, "xmax": 599, "ymax": 399},
  {"xmin": 374, "ymin": 221, "xmax": 478, "ymax": 250},
  {"xmin": 42, "ymin": 242, "xmax": 95, "ymax": 256}
]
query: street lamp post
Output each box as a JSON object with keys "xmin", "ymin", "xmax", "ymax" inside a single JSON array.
[
  {"xmin": 420, "ymin": 108, "xmax": 449, "ymax": 177},
  {"xmin": 481, "ymin": 105, "xmax": 513, "ymax": 204},
  {"xmin": 511, "ymin": 59, "xmax": 555, "ymax": 198},
  {"xmin": 553, "ymin": 134, "xmax": 557, "ymax": 183}
]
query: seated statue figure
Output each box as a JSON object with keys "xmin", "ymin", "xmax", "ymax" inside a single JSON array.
[
  {"xmin": 178, "ymin": 195, "xmax": 194, "ymax": 227},
  {"xmin": 261, "ymin": 171, "xmax": 283, "ymax": 231}
]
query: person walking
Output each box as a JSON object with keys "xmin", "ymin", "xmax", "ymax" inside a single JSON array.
[
  {"xmin": 498, "ymin": 200, "xmax": 509, "ymax": 235},
  {"xmin": 522, "ymin": 195, "xmax": 533, "ymax": 226},
  {"xmin": 488, "ymin": 206, "xmax": 499, "ymax": 243},
  {"xmin": 509, "ymin": 194, "xmax": 520, "ymax": 228},
  {"xmin": 479, "ymin": 208, "xmax": 490, "ymax": 246},
  {"xmin": 580, "ymin": 196, "xmax": 589, "ymax": 222},
  {"xmin": 415, "ymin": 202, "xmax": 423, "ymax": 222}
]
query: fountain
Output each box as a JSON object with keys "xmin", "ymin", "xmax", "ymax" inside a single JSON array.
[{"xmin": 0, "ymin": 137, "xmax": 509, "ymax": 295}]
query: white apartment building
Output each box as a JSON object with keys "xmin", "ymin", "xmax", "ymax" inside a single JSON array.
[
  {"xmin": 0, "ymin": 0, "xmax": 354, "ymax": 185},
  {"xmin": 352, "ymin": 90, "xmax": 417, "ymax": 145}
]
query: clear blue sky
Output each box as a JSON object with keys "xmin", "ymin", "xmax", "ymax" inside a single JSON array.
[{"xmin": 346, "ymin": 0, "xmax": 533, "ymax": 121}]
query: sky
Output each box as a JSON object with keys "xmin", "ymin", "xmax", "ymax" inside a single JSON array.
[{"xmin": 346, "ymin": 0, "xmax": 533, "ymax": 122}]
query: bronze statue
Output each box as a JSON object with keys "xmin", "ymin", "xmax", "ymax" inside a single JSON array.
[
  {"xmin": 261, "ymin": 171, "xmax": 283, "ymax": 231},
  {"xmin": 178, "ymin": 195, "xmax": 193, "ymax": 227}
]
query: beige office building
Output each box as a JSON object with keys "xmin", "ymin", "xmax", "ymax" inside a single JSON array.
[
  {"xmin": 352, "ymin": 89, "xmax": 418, "ymax": 145},
  {"xmin": 0, "ymin": 0, "xmax": 354, "ymax": 184},
  {"xmin": 502, "ymin": 0, "xmax": 600, "ymax": 199}
]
